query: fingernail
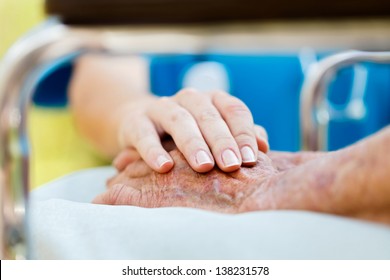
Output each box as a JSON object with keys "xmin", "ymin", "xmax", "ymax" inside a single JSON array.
[
  {"xmin": 222, "ymin": 149, "xmax": 240, "ymax": 167},
  {"xmin": 157, "ymin": 155, "xmax": 171, "ymax": 168},
  {"xmin": 241, "ymin": 146, "xmax": 256, "ymax": 163},
  {"xmin": 196, "ymin": 150, "xmax": 213, "ymax": 166}
]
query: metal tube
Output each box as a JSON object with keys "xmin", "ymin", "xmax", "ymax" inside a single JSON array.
[
  {"xmin": 0, "ymin": 18, "xmax": 214, "ymax": 259},
  {"xmin": 300, "ymin": 50, "xmax": 390, "ymax": 151},
  {"xmin": 0, "ymin": 19, "xmax": 103, "ymax": 259}
]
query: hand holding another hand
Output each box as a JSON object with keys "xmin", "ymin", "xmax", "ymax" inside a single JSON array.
[
  {"xmin": 115, "ymin": 88, "xmax": 269, "ymax": 174},
  {"xmin": 94, "ymin": 146, "xmax": 324, "ymax": 214},
  {"xmin": 95, "ymin": 130, "xmax": 390, "ymax": 225}
]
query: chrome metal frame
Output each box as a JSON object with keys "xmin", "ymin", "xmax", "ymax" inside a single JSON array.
[
  {"xmin": 1, "ymin": 17, "xmax": 390, "ymax": 259},
  {"xmin": 300, "ymin": 50, "xmax": 390, "ymax": 151},
  {"xmin": 0, "ymin": 19, "xmax": 105, "ymax": 259}
]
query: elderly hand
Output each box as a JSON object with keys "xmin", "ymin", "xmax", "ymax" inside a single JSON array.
[
  {"xmin": 95, "ymin": 123, "xmax": 390, "ymax": 225},
  {"xmin": 115, "ymin": 89, "xmax": 269, "ymax": 174},
  {"xmin": 94, "ymin": 146, "xmax": 324, "ymax": 214}
]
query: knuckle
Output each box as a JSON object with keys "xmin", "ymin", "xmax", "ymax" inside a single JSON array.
[
  {"xmin": 108, "ymin": 184, "xmax": 126, "ymax": 204},
  {"xmin": 181, "ymin": 136, "xmax": 204, "ymax": 154},
  {"xmin": 144, "ymin": 145, "xmax": 163, "ymax": 161},
  {"xmin": 225, "ymin": 101, "xmax": 251, "ymax": 117},
  {"xmin": 198, "ymin": 109, "xmax": 221, "ymax": 123},
  {"xmin": 136, "ymin": 139, "xmax": 165, "ymax": 163},
  {"xmin": 234, "ymin": 129, "xmax": 255, "ymax": 143},
  {"xmin": 176, "ymin": 88, "xmax": 200, "ymax": 99},
  {"xmin": 168, "ymin": 108, "xmax": 192, "ymax": 124},
  {"xmin": 213, "ymin": 134, "xmax": 235, "ymax": 147}
]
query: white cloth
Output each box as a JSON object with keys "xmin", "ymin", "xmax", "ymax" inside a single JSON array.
[{"xmin": 29, "ymin": 167, "xmax": 390, "ymax": 260}]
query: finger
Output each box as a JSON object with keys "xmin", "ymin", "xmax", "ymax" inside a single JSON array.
[
  {"xmin": 119, "ymin": 115, "xmax": 174, "ymax": 173},
  {"xmin": 147, "ymin": 96, "xmax": 215, "ymax": 173},
  {"xmin": 174, "ymin": 88, "xmax": 241, "ymax": 172},
  {"xmin": 92, "ymin": 184, "xmax": 168, "ymax": 208},
  {"xmin": 93, "ymin": 184, "xmax": 137, "ymax": 205},
  {"xmin": 254, "ymin": 124, "xmax": 269, "ymax": 153},
  {"xmin": 112, "ymin": 148, "xmax": 141, "ymax": 171},
  {"xmin": 92, "ymin": 192, "xmax": 110, "ymax": 204},
  {"xmin": 94, "ymin": 182, "xmax": 178, "ymax": 207},
  {"xmin": 93, "ymin": 183, "xmax": 229, "ymax": 212},
  {"xmin": 212, "ymin": 91, "xmax": 258, "ymax": 166}
]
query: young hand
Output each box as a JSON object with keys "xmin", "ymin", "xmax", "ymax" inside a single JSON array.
[{"xmin": 115, "ymin": 89, "xmax": 269, "ymax": 174}]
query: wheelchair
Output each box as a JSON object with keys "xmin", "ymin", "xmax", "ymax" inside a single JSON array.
[{"xmin": 0, "ymin": 0, "xmax": 389, "ymax": 259}]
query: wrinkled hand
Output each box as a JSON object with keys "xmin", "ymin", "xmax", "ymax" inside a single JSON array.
[
  {"xmin": 94, "ymin": 127, "xmax": 390, "ymax": 225},
  {"xmin": 94, "ymin": 148, "xmax": 323, "ymax": 213}
]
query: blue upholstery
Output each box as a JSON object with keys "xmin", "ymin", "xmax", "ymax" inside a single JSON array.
[{"xmin": 33, "ymin": 53, "xmax": 390, "ymax": 151}]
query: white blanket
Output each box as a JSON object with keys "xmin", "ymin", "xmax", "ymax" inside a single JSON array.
[{"xmin": 29, "ymin": 167, "xmax": 390, "ymax": 259}]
